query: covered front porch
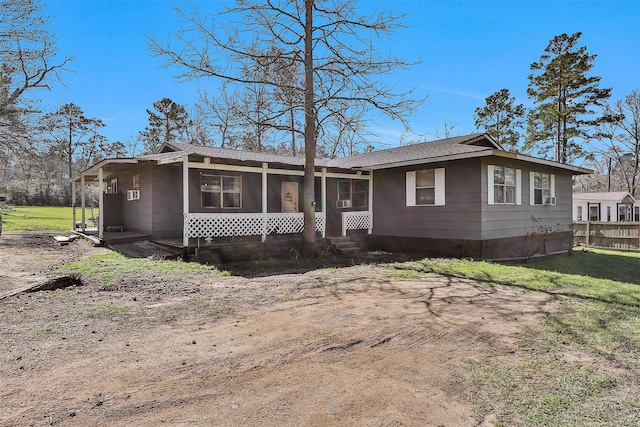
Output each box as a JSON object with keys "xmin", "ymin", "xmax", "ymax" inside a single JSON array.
[{"xmin": 71, "ymin": 150, "xmax": 374, "ymax": 255}]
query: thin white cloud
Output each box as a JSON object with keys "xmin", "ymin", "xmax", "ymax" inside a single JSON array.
[{"xmin": 418, "ymin": 85, "xmax": 486, "ymax": 101}]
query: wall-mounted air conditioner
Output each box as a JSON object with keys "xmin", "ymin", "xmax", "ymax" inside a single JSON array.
[
  {"xmin": 336, "ymin": 199, "xmax": 352, "ymax": 208},
  {"xmin": 543, "ymin": 196, "xmax": 556, "ymax": 206},
  {"xmin": 127, "ymin": 189, "xmax": 140, "ymax": 201}
]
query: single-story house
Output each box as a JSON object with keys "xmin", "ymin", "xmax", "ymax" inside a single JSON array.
[
  {"xmin": 72, "ymin": 133, "xmax": 590, "ymax": 261},
  {"xmin": 573, "ymin": 191, "xmax": 639, "ymax": 222}
]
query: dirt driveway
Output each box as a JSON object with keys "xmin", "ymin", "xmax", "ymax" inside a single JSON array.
[{"xmin": 0, "ymin": 233, "xmax": 557, "ymax": 426}]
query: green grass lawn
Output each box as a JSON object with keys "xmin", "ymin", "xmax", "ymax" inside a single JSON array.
[
  {"xmin": 395, "ymin": 250, "xmax": 640, "ymax": 426},
  {"xmin": 0, "ymin": 205, "xmax": 78, "ymax": 234}
]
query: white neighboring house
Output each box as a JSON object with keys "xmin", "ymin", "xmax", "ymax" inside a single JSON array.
[{"xmin": 573, "ymin": 192, "xmax": 639, "ymax": 222}]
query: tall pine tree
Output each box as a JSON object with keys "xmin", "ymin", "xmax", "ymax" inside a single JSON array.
[
  {"xmin": 526, "ymin": 32, "xmax": 611, "ymax": 164},
  {"xmin": 139, "ymin": 98, "xmax": 189, "ymax": 154},
  {"xmin": 474, "ymin": 88, "xmax": 525, "ymax": 152}
]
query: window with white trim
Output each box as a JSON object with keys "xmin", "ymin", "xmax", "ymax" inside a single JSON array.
[
  {"xmin": 576, "ymin": 206, "xmax": 583, "ymax": 221},
  {"xmin": 618, "ymin": 205, "xmax": 632, "ymax": 222},
  {"xmin": 336, "ymin": 179, "xmax": 367, "ymax": 208},
  {"xmin": 488, "ymin": 165, "xmax": 521, "ymax": 205},
  {"xmin": 635, "ymin": 206, "xmax": 640, "ymax": 222},
  {"xmin": 201, "ymin": 174, "xmax": 242, "ymax": 208},
  {"xmin": 127, "ymin": 175, "xmax": 140, "ymax": 200},
  {"xmin": 589, "ymin": 204, "xmax": 600, "ymax": 221},
  {"xmin": 530, "ymin": 171, "xmax": 555, "ymax": 205},
  {"xmin": 406, "ymin": 168, "xmax": 445, "ymax": 206}
]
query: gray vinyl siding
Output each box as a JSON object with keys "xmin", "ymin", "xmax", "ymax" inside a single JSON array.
[
  {"xmin": 373, "ymin": 156, "xmax": 575, "ymax": 242},
  {"xmin": 151, "ymin": 165, "xmax": 183, "ymax": 239},
  {"xmin": 115, "ymin": 164, "xmax": 184, "ymax": 239},
  {"xmin": 121, "ymin": 164, "xmax": 153, "ymax": 234},
  {"xmin": 480, "ymin": 158, "xmax": 574, "ymax": 240},
  {"xmin": 372, "ymin": 158, "xmax": 483, "ymax": 240}
]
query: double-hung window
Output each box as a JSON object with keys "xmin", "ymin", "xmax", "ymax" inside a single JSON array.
[
  {"xmin": 201, "ymin": 174, "xmax": 242, "ymax": 208},
  {"xmin": 336, "ymin": 179, "xmax": 368, "ymax": 208},
  {"xmin": 488, "ymin": 165, "xmax": 521, "ymax": 205},
  {"xmin": 406, "ymin": 168, "xmax": 445, "ymax": 206},
  {"xmin": 530, "ymin": 172, "xmax": 555, "ymax": 205}
]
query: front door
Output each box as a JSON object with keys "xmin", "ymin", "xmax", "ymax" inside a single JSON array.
[{"xmin": 281, "ymin": 182, "xmax": 298, "ymax": 212}]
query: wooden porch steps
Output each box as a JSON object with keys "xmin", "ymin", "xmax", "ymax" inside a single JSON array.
[{"xmin": 327, "ymin": 236, "xmax": 361, "ymax": 255}]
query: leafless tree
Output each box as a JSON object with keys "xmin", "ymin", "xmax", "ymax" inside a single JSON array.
[
  {"xmin": 182, "ymin": 105, "xmax": 214, "ymax": 147},
  {"xmin": 592, "ymin": 89, "xmax": 640, "ymax": 196},
  {"xmin": 40, "ymin": 103, "xmax": 105, "ymax": 204},
  {"xmin": 433, "ymin": 121, "xmax": 459, "ymax": 140},
  {"xmin": 198, "ymin": 85, "xmax": 243, "ymax": 149},
  {"xmin": 147, "ymin": 0, "xmax": 424, "ymax": 254},
  {"xmin": 0, "ymin": 0, "xmax": 73, "ymax": 132}
]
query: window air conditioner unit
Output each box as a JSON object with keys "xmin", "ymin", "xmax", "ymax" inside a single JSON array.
[
  {"xmin": 336, "ymin": 199, "xmax": 352, "ymax": 208},
  {"xmin": 543, "ymin": 196, "xmax": 556, "ymax": 206},
  {"xmin": 127, "ymin": 189, "xmax": 140, "ymax": 201}
]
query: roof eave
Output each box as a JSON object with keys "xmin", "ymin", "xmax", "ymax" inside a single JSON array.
[{"xmin": 492, "ymin": 151, "xmax": 593, "ymax": 174}]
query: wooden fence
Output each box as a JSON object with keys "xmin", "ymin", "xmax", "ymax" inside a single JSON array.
[{"xmin": 573, "ymin": 222, "xmax": 640, "ymax": 251}]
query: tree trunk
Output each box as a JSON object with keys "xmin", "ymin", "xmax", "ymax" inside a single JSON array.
[
  {"xmin": 68, "ymin": 123, "xmax": 74, "ymax": 206},
  {"xmin": 556, "ymin": 79, "xmax": 562, "ymax": 163},
  {"xmin": 290, "ymin": 109, "xmax": 296, "ymax": 156},
  {"xmin": 302, "ymin": 0, "xmax": 317, "ymax": 257}
]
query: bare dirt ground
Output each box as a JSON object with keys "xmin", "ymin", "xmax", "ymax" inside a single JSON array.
[{"xmin": 0, "ymin": 233, "xmax": 558, "ymax": 426}]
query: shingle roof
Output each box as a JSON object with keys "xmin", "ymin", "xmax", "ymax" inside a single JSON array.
[
  {"xmin": 76, "ymin": 133, "xmax": 591, "ymax": 181},
  {"xmin": 326, "ymin": 133, "xmax": 496, "ymax": 169},
  {"xmin": 160, "ymin": 142, "xmax": 316, "ymax": 167},
  {"xmin": 573, "ymin": 192, "xmax": 636, "ymax": 203},
  {"xmin": 159, "ymin": 133, "xmax": 499, "ymax": 170}
]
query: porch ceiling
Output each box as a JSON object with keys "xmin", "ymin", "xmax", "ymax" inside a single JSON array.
[{"xmin": 71, "ymin": 159, "xmax": 140, "ymax": 182}]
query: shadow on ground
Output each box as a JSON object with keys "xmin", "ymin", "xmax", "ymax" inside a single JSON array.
[{"xmin": 505, "ymin": 248, "xmax": 640, "ymax": 286}]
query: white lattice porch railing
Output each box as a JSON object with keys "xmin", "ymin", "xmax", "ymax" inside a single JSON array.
[
  {"xmin": 342, "ymin": 210, "xmax": 373, "ymax": 236},
  {"xmin": 184, "ymin": 212, "xmax": 326, "ymax": 242}
]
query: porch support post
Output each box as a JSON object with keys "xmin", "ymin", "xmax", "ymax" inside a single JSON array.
[
  {"xmin": 71, "ymin": 180, "xmax": 76, "ymax": 231},
  {"xmin": 321, "ymin": 167, "xmax": 327, "ymax": 238},
  {"xmin": 98, "ymin": 167, "xmax": 104, "ymax": 239},
  {"xmin": 81, "ymin": 175, "xmax": 86, "ymax": 232},
  {"xmin": 262, "ymin": 162, "xmax": 268, "ymax": 242},
  {"xmin": 368, "ymin": 171, "xmax": 373, "ymax": 234},
  {"xmin": 182, "ymin": 155, "xmax": 189, "ymax": 247}
]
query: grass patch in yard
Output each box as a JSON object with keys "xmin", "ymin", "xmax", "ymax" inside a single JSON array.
[
  {"xmin": 396, "ymin": 249, "xmax": 640, "ymax": 306},
  {"xmin": 84, "ymin": 303, "xmax": 123, "ymax": 318},
  {"xmin": 1, "ymin": 205, "xmax": 80, "ymax": 234},
  {"xmin": 517, "ymin": 247, "xmax": 640, "ymax": 286},
  {"xmin": 59, "ymin": 252, "xmax": 220, "ymax": 289},
  {"xmin": 394, "ymin": 249, "xmax": 640, "ymax": 426}
]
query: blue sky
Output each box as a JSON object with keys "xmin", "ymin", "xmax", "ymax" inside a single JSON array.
[{"xmin": 39, "ymin": 0, "xmax": 639, "ymax": 156}]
